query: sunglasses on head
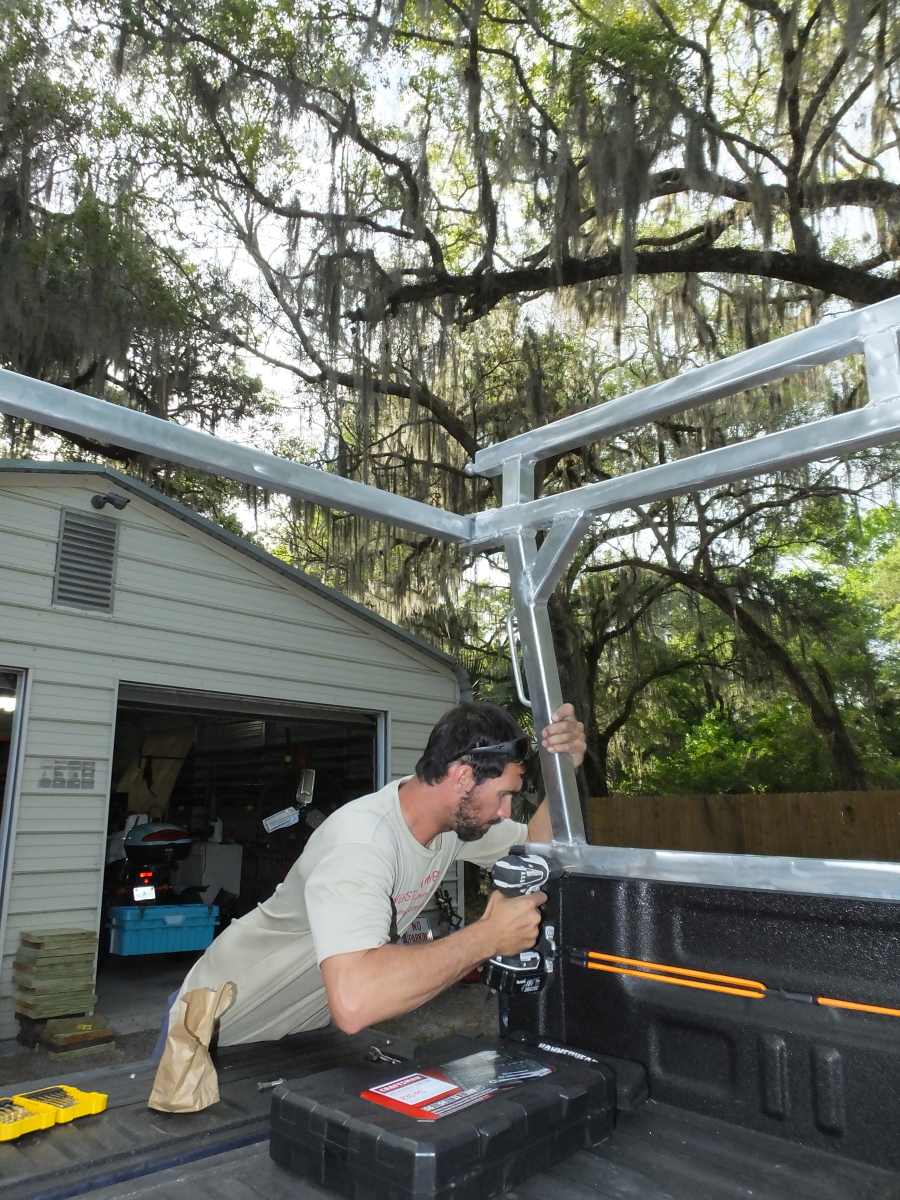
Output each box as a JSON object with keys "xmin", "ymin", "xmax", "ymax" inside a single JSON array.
[{"xmin": 463, "ymin": 734, "xmax": 535, "ymax": 760}]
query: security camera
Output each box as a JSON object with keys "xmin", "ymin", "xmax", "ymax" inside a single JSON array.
[{"xmin": 91, "ymin": 492, "xmax": 131, "ymax": 511}]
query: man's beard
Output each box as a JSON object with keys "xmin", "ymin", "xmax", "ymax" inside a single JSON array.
[{"xmin": 453, "ymin": 788, "xmax": 500, "ymax": 842}]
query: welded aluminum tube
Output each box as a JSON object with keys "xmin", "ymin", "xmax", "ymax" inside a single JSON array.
[
  {"xmin": 506, "ymin": 532, "xmax": 586, "ymax": 844},
  {"xmin": 0, "ymin": 368, "xmax": 473, "ymax": 542},
  {"xmin": 469, "ymin": 295, "xmax": 900, "ymax": 478},
  {"xmin": 472, "ymin": 399, "xmax": 900, "ymax": 545},
  {"xmin": 530, "ymin": 516, "xmax": 592, "ymax": 605},
  {"xmin": 534, "ymin": 844, "xmax": 900, "ymax": 902}
]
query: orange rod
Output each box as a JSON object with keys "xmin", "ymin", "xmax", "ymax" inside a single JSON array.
[
  {"xmin": 817, "ymin": 996, "xmax": 900, "ymax": 1019},
  {"xmin": 585, "ymin": 960, "xmax": 765, "ymax": 999},
  {"xmin": 586, "ymin": 951, "xmax": 765, "ymax": 993}
]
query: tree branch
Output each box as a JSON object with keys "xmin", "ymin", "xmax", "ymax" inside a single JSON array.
[{"xmin": 350, "ymin": 243, "xmax": 900, "ymax": 323}]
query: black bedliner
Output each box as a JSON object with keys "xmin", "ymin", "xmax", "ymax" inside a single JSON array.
[{"xmin": 13, "ymin": 1099, "xmax": 898, "ymax": 1200}]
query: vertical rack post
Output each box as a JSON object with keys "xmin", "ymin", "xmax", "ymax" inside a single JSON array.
[{"xmin": 502, "ymin": 460, "xmax": 586, "ymax": 845}]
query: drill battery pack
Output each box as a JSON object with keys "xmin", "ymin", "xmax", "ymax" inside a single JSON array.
[{"xmin": 269, "ymin": 1036, "xmax": 615, "ymax": 1200}]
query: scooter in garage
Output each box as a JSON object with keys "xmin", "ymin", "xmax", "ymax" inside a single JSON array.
[
  {"xmin": 104, "ymin": 815, "xmax": 194, "ymax": 907},
  {"xmin": 100, "ymin": 815, "xmax": 204, "ymax": 958}
]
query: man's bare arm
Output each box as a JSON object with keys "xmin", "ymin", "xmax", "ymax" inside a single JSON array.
[
  {"xmin": 320, "ymin": 891, "xmax": 545, "ymax": 1034},
  {"xmin": 527, "ymin": 798, "xmax": 552, "ymax": 843}
]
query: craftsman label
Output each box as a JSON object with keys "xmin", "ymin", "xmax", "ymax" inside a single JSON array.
[
  {"xmin": 368, "ymin": 1072, "xmax": 457, "ymax": 1108},
  {"xmin": 361, "ymin": 1050, "xmax": 553, "ymax": 1120},
  {"xmin": 38, "ymin": 759, "xmax": 98, "ymax": 791}
]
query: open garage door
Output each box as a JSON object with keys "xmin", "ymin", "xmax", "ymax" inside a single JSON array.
[
  {"xmin": 0, "ymin": 669, "xmax": 26, "ymax": 931},
  {"xmin": 96, "ymin": 684, "xmax": 382, "ymax": 1033},
  {"xmin": 111, "ymin": 684, "xmax": 382, "ymax": 914}
]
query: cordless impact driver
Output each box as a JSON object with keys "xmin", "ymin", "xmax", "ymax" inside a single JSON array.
[{"xmin": 481, "ymin": 849, "xmax": 558, "ymax": 995}]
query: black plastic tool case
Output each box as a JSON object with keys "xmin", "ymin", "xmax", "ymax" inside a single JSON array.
[{"xmin": 268, "ymin": 1038, "xmax": 616, "ymax": 1199}]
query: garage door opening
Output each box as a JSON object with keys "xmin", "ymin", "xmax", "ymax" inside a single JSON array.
[
  {"xmin": 0, "ymin": 669, "xmax": 26, "ymax": 926},
  {"xmin": 96, "ymin": 684, "xmax": 381, "ymax": 1032}
]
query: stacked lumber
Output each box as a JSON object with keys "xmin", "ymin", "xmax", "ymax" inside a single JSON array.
[
  {"xmin": 14, "ymin": 930, "xmax": 97, "ymax": 1021},
  {"xmin": 40, "ymin": 1015, "xmax": 116, "ymax": 1057}
]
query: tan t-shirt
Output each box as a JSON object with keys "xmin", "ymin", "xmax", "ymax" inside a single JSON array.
[{"xmin": 174, "ymin": 777, "xmax": 528, "ymax": 1045}]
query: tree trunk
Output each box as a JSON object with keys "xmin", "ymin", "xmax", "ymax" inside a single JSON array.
[
  {"xmin": 592, "ymin": 735, "xmax": 611, "ymax": 799},
  {"xmin": 547, "ymin": 594, "xmax": 605, "ymax": 801}
]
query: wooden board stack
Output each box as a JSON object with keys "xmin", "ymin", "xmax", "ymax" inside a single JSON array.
[{"xmin": 14, "ymin": 929, "xmax": 98, "ymax": 1023}]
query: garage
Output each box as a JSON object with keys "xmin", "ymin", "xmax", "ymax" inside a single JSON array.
[
  {"xmin": 0, "ymin": 461, "xmax": 464, "ymax": 1042},
  {"xmin": 107, "ymin": 686, "xmax": 379, "ymax": 917},
  {"xmin": 0, "ymin": 669, "xmax": 26, "ymax": 932}
]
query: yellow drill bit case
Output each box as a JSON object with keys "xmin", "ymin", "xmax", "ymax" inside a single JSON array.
[{"xmin": 4, "ymin": 1084, "xmax": 108, "ymax": 1138}]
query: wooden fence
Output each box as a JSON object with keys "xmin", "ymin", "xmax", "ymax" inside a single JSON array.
[{"xmin": 587, "ymin": 791, "xmax": 900, "ymax": 862}]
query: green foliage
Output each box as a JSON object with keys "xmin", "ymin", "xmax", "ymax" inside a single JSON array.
[
  {"xmin": 571, "ymin": 5, "xmax": 682, "ymax": 94},
  {"xmin": 4, "ymin": 188, "xmax": 177, "ymax": 379},
  {"xmin": 624, "ymin": 688, "xmax": 900, "ymax": 795},
  {"xmin": 0, "ymin": 0, "xmax": 281, "ymax": 527},
  {"xmin": 844, "ymin": 507, "xmax": 900, "ymax": 641},
  {"xmin": 868, "ymin": 542, "xmax": 900, "ymax": 638},
  {"xmin": 623, "ymin": 702, "xmax": 835, "ymax": 795}
]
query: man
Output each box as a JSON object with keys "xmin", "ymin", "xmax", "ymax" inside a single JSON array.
[{"xmin": 171, "ymin": 700, "xmax": 585, "ymax": 1045}]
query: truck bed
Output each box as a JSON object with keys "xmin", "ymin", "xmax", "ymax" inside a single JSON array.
[
  {"xmin": 64, "ymin": 1102, "xmax": 899, "ymax": 1200},
  {"xmin": 2, "ymin": 1030, "xmax": 895, "ymax": 1200}
]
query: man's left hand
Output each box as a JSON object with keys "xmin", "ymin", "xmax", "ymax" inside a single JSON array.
[{"xmin": 541, "ymin": 703, "xmax": 586, "ymax": 769}]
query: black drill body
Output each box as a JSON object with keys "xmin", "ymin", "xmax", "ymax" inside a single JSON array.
[{"xmin": 481, "ymin": 849, "xmax": 558, "ymax": 995}]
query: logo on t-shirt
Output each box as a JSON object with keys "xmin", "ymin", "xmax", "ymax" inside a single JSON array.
[{"xmin": 392, "ymin": 869, "xmax": 441, "ymax": 920}]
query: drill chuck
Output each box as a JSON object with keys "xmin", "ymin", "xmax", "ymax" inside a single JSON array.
[{"xmin": 491, "ymin": 853, "xmax": 551, "ymax": 896}]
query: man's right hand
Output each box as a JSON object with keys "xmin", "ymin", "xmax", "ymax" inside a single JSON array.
[{"xmin": 479, "ymin": 890, "xmax": 546, "ymax": 958}]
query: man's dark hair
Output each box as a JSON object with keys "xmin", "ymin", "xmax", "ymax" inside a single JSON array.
[{"xmin": 415, "ymin": 701, "xmax": 527, "ymax": 785}]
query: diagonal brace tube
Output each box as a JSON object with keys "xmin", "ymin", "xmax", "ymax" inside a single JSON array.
[{"xmin": 530, "ymin": 516, "xmax": 593, "ymax": 604}]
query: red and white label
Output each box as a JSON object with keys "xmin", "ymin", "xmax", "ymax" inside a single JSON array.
[{"xmin": 362, "ymin": 1072, "xmax": 459, "ymax": 1117}]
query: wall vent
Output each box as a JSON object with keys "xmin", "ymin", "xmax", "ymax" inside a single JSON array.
[{"xmin": 52, "ymin": 509, "xmax": 119, "ymax": 612}]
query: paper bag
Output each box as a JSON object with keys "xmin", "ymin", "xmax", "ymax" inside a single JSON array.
[{"xmin": 148, "ymin": 982, "xmax": 236, "ymax": 1113}]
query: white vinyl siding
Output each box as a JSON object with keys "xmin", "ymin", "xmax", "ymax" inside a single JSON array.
[{"xmin": 0, "ymin": 473, "xmax": 459, "ymax": 1039}]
